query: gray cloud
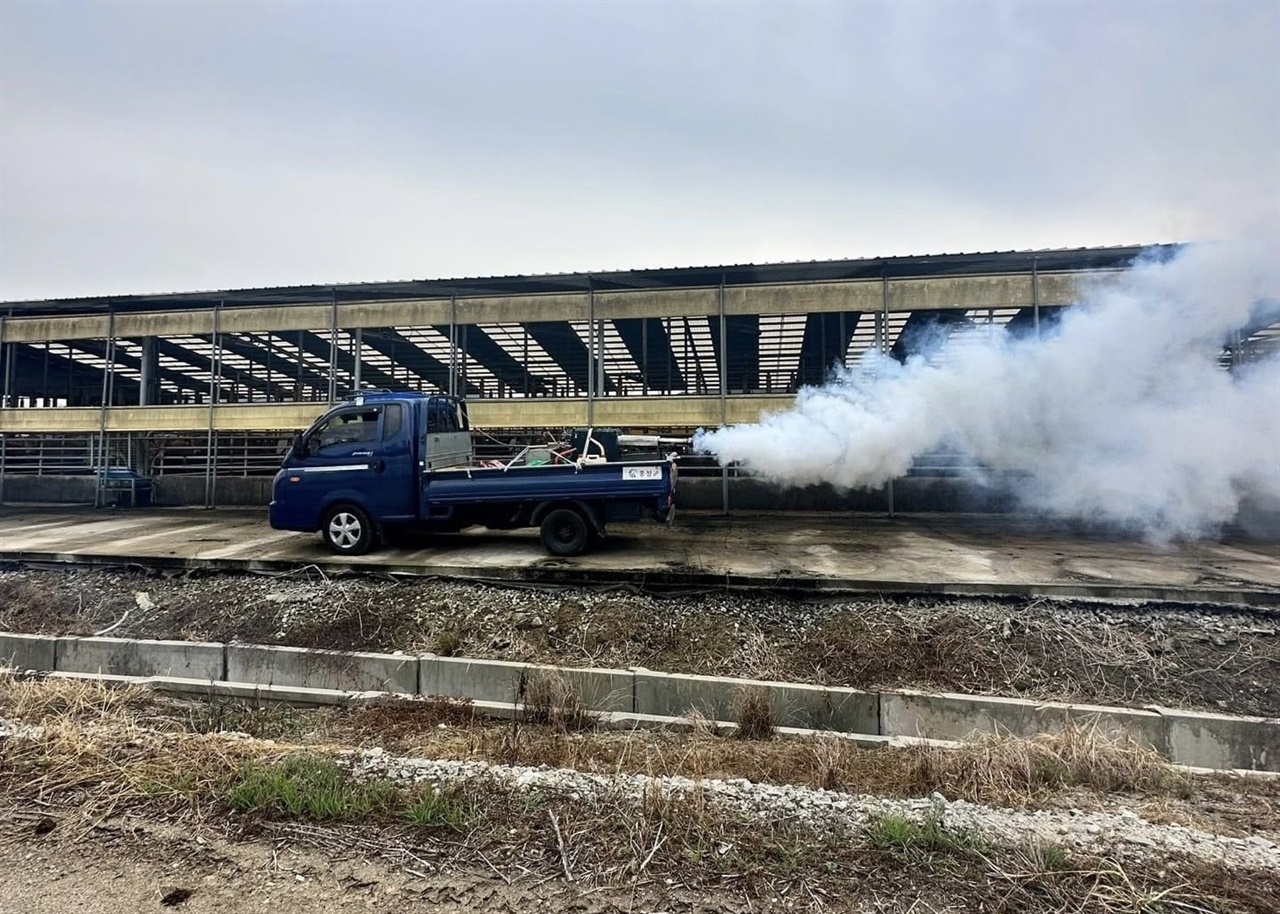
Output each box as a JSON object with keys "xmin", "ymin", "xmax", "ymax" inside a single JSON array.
[{"xmin": 2, "ymin": 0, "xmax": 1277, "ymax": 299}]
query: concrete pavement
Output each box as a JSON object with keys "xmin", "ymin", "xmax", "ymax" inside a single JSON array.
[{"xmin": 1, "ymin": 506, "xmax": 1277, "ymax": 605}]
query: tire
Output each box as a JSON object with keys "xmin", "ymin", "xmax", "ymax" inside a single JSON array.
[
  {"xmin": 539, "ymin": 507, "xmax": 590, "ymax": 557},
  {"xmin": 321, "ymin": 504, "xmax": 376, "ymax": 555}
]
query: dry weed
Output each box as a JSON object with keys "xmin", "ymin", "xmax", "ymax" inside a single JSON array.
[
  {"xmin": 0, "ymin": 673, "xmax": 156, "ymax": 724},
  {"xmin": 902, "ymin": 721, "xmax": 1188, "ymax": 802},
  {"xmin": 521, "ymin": 670, "xmax": 592, "ymax": 733},
  {"xmin": 732, "ymin": 686, "xmax": 777, "ymax": 741}
]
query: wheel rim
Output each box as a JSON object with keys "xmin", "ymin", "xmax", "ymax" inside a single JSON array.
[
  {"xmin": 554, "ymin": 520, "xmax": 576, "ymax": 543},
  {"xmin": 328, "ymin": 512, "xmax": 362, "ymax": 548}
]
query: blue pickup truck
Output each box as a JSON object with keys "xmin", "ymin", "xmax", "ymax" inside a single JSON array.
[{"xmin": 269, "ymin": 391, "xmax": 677, "ymax": 557}]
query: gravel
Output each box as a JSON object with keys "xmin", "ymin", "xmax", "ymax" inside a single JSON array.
[{"xmin": 348, "ymin": 746, "xmax": 1280, "ymax": 872}]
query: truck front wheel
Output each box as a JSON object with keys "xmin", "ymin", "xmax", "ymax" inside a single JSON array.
[
  {"xmin": 321, "ymin": 503, "xmax": 375, "ymax": 556},
  {"xmin": 540, "ymin": 507, "xmax": 589, "ymax": 557}
]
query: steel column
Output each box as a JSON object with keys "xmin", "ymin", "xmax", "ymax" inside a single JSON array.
[
  {"xmin": 719, "ymin": 276, "xmax": 728, "ymax": 515},
  {"xmin": 328, "ymin": 290, "xmax": 338, "ymax": 403},
  {"xmin": 0, "ymin": 315, "xmax": 7, "ymax": 505},
  {"xmin": 587, "ymin": 278, "xmax": 595, "ymax": 425},
  {"xmin": 448, "ymin": 294, "xmax": 458, "ymax": 397},
  {"xmin": 881, "ymin": 274, "xmax": 894, "ymax": 517},
  {"xmin": 352, "ymin": 327, "xmax": 363, "ymax": 391},
  {"xmin": 204, "ymin": 302, "xmax": 223, "ymax": 508},
  {"xmin": 93, "ymin": 309, "xmax": 116, "ymax": 507},
  {"xmin": 1032, "ymin": 256, "xmax": 1041, "ymax": 338}
]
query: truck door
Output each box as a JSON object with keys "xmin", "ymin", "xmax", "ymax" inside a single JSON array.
[
  {"xmin": 419, "ymin": 397, "xmax": 473, "ymax": 521},
  {"xmin": 292, "ymin": 403, "xmax": 415, "ymax": 524}
]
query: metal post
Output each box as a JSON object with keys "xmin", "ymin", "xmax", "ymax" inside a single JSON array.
[
  {"xmin": 595, "ymin": 287, "xmax": 606, "ymax": 399},
  {"xmin": 641, "ymin": 318, "xmax": 649, "ymax": 393},
  {"xmin": 204, "ymin": 302, "xmax": 222, "ymax": 509},
  {"xmin": 448, "ymin": 294, "xmax": 458, "ymax": 397},
  {"xmin": 293, "ymin": 332, "xmax": 304, "ymax": 400},
  {"xmin": 0, "ymin": 315, "xmax": 8, "ymax": 506},
  {"xmin": 328, "ymin": 290, "xmax": 338, "ymax": 403},
  {"xmin": 718, "ymin": 276, "xmax": 729, "ymax": 515},
  {"xmin": 459, "ymin": 323, "xmax": 468, "ymax": 397},
  {"xmin": 139, "ymin": 337, "xmax": 158, "ymax": 405},
  {"xmin": 881, "ymin": 274, "xmax": 894, "ymax": 517},
  {"xmin": 839, "ymin": 311, "xmax": 847, "ymax": 370},
  {"xmin": 586, "ymin": 278, "xmax": 595, "ymax": 425},
  {"xmin": 1031, "ymin": 256, "xmax": 1041, "ymax": 338},
  {"xmin": 95, "ymin": 308, "xmax": 116, "ymax": 508},
  {"xmin": 0, "ymin": 315, "xmax": 9, "ymax": 408},
  {"xmin": 263, "ymin": 334, "xmax": 273, "ymax": 402},
  {"xmin": 352, "ymin": 327, "xmax": 363, "ymax": 391}
]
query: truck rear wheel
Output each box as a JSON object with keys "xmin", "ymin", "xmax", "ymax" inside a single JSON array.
[
  {"xmin": 540, "ymin": 507, "xmax": 589, "ymax": 557},
  {"xmin": 321, "ymin": 503, "xmax": 375, "ymax": 555}
]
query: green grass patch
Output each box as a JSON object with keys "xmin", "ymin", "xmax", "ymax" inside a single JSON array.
[
  {"xmin": 865, "ymin": 814, "xmax": 986, "ymax": 861},
  {"xmin": 404, "ymin": 787, "xmax": 474, "ymax": 831},
  {"xmin": 229, "ymin": 755, "xmax": 398, "ymax": 822}
]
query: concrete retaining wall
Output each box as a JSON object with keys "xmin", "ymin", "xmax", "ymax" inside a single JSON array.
[
  {"xmin": 678, "ymin": 477, "xmax": 1016, "ymax": 513},
  {"xmin": 56, "ymin": 636, "xmax": 223, "ymax": 680},
  {"xmin": 420, "ymin": 655, "xmax": 632, "ymax": 711},
  {"xmin": 880, "ymin": 690, "xmax": 1171, "ymax": 755},
  {"xmin": 227, "ymin": 644, "xmax": 416, "ymax": 694},
  {"xmin": 0, "ymin": 632, "xmax": 57, "ymax": 671},
  {"xmin": 1, "ymin": 631, "xmax": 1275, "ymax": 772},
  {"xmin": 1164, "ymin": 709, "xmax": 1280, "ymax": 772},
  {"xmin": 153, "ymin": 476, "xmax": 273, "ymax": 507},
  {"xmin": 633, "ymin": 668, "xmax": 878, "ymax": 732}
]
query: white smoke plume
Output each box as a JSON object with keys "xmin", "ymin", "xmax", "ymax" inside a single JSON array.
[{"xmin": 694, "ymin": 238, "xmax": 1280, "ymax": 540}]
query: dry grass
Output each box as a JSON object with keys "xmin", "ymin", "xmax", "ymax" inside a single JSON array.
[
  {"xmin": 902, "ymin": 722, "xmax": 1191, "ymax": 800},
  {"xmin": 519, "ymin": 670, "xmax": 591, "ymax": 734},
  {"xmin": 0, "ymin": 677, "xmax": 1220, "ymax": 810},
  {"xmin": 731, "ymin": 686, "xmax": 777, "ymax": 741},
  {"xmin": 0, "ymin": 672, "xmax": 159, "ymax": 722}
]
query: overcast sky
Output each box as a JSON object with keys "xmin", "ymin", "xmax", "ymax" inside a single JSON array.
[{"xmin": 1, "ymin": 0, "xmax": 1277, "ymax": 301}]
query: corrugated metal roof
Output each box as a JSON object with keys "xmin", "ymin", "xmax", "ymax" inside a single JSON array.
[{"xmin": 2, "ymin": 243, "xmax": 1179, "ymax": 316}]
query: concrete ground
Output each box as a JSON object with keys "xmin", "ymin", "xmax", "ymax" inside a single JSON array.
[{"xmin": 1, "ymin": 505, "xmax": 1278, "ymax": 605}]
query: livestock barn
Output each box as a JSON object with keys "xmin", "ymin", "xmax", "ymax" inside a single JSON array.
[{"xmin": 0, "ymin": 245, "xmax": 1274, "ymax": 511}]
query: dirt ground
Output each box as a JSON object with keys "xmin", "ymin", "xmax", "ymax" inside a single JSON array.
[
  {"xmin": 0, "ymin": 813, "xmax": 741, "ymax": 914},
  {"xmin": 1, "ymin": 568, "xmax": 1277, "ymax": 716}
]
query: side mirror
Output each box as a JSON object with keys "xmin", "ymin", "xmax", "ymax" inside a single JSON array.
[{"xmin": 292, "ymin": 433, "xmax": 307, "ymax": 458}]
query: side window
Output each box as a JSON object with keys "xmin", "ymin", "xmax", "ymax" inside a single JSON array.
[
  {"xmin": 309, "ymin": 409, "xmax": 380, "ymax": 454},
  {"xmin": 426, "ymin": 401, "xmax": 457, "ymax": 433},
  {"xmin": 382, "ymin": 403, "xmax": 403, "ymax": 441}
]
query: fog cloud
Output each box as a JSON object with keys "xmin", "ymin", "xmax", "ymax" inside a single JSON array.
[{"xmin": 695, "ymin": 237, "xmax": 1280, "ymax": 539}]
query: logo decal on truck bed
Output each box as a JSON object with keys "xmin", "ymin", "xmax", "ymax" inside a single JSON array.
[{"xmin": 622, "ymin": 466, "xmax": 663, "ymax": 480}]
